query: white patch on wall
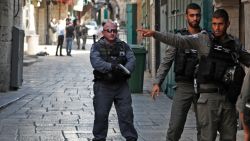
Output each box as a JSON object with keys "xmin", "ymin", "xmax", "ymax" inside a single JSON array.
[{"xmin": 150, "ymin": 0, "xmax": 154, "ymax": 5}]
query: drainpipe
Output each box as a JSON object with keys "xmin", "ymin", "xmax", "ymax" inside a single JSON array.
[
  {"xmin": 151, "ymin": 2, "xmax": 156, "ymax": 78},
  {"xmin": 46, "ymin": 0, "xmax": 51, "ymax": 44}
]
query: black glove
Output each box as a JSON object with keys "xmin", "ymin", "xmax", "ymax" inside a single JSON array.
[
  {"xmin": 117, "ymin": 64, "xmax": 131, "ymax": 79},
  {"xmin": 117, "ymin": 64, "xmax": 130, "ymax": 74},
  {"xmin": 111, "ymin": 63, "xmax": 119, "ymax": 71}
]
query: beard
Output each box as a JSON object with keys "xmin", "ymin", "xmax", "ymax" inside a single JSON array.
[{"xmin": 188, "ymin": 21, "xmax": 199, "ymax": 28}]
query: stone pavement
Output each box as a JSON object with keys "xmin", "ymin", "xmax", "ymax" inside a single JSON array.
[{"xmin": 0, "ymin": 38, "xmax": 244, "ymax": 141}]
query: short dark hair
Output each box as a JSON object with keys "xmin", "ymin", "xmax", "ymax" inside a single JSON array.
[
  {"xmin": 212, "ymin": 9, "xmax": 229, "ymax": 23},
  {"xmin": 186, "ymin": 3, "xmax": 201, "ymax": 14},
  {"xmin": 102, "ymin": 22, "xmax": 106, "ymax": 26}
]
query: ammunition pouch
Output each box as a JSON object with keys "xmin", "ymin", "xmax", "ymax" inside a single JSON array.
[
  {"xmin": 244, "ymin": 96, "xmax": 250, "ymax": 127},
  {"xmin": 197, "ymin": 56, "xmax": 229, "ymax": 84},
  {"xmin": 175, "ymin": 49, "xmax": 198, "ymax": 80},
  {"xmin": 197, "ymin": 57, "xmax": 245, "ymax": 104},
  {"xmin": 223, "ymin": 65, "xmax": 245, "ymax": 104}
]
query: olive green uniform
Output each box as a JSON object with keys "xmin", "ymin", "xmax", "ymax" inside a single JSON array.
[
  {"xmin": 237, "ymin": 68, "xmax": 250, "ymax": 112},
  {"xmin": 153, "ymin": 30, "xmax": 250, "ymax": 140},
  {"xmin": 154, "ymin": 29, "xmax": 200, "ymax": 141},
  {"xmin": 236, "ymin": 68, "xmax": 250, "ymax": 127}
]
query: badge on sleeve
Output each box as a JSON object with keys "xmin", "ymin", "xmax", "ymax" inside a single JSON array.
[{"xmin": 119, "ymin": 51, "xmax": 125, "ymax": 56}]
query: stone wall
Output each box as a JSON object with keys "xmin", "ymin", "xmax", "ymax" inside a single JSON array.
[
  {"xmin": 116, "ymin": 0, "xmax": 128, "ymax": 27},
  {"xmin": 35, "ymin": 3, "xmax": 68, "ymax": 44},
  {"xmin": 214, "ymin": 0, "xmax": 250, "ymax": 51},
  {"xmin": 214, "ymin": 0, "xmax": 240, "ymax": 38},
  {"xmin": 242, "ymin": 0, "xmax": 250, "ymax": 51},
  {"xmin": 0, "ymin": 0, "xmax": 13, "ymax": 91},
  {"xmin": 0, "ymin": 0, "xmax": 22, "ymax": 91}
]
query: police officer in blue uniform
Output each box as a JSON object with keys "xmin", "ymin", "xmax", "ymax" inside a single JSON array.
[{"xmin": 90, "ymin": 21, "xmax": 138, "ymax": 141}]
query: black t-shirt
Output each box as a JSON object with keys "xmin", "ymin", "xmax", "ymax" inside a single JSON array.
[{"xmin": 66, "ymin": 25, "xmax": 74, "ymax": 38}]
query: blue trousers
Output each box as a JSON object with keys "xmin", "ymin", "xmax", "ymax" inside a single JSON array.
[{"xmin": 66, "ymin": 37, "xmax": 73, "ymax": 55}]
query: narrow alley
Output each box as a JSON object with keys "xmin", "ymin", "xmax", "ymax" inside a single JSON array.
[{"xmin": 0, "ymin": 39, "xmax": 202, "ymax": 141}]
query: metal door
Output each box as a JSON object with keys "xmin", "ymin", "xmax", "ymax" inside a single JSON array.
[
  {"xmin": 141, "ymin": 0, "xmax": 150, "ymax": 71},
  {"xmin": 126, "ymin": 3, "xmax": 137, "ymax": 44},
  {"xmin": 10, "ymin": 26, "xmax": 25, "ymax": 89}
]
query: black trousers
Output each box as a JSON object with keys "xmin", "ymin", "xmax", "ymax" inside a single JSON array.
[
  {"xmin": 56, "ymin": 35, "xmax": 64, "ymax": 55},
  {"xmin": 92, "ymin": 81, "xmax": 138, "ymax": 141}
]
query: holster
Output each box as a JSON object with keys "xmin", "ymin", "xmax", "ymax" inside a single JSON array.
[{"xmin": 93, "ymin": 70, "xmax": 128, "ymax": 83}]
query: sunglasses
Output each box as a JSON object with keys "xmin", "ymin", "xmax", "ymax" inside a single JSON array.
[{"xmin": 103, "ymin": 29, "xmax": 118, "ymax": 33}]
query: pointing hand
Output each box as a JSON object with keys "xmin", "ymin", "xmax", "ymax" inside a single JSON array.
[{"xmin": 137, "ymin": 28, "xmax": 156, "ymax": 37}]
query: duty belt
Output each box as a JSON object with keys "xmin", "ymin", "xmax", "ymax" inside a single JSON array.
[
  {"xmin": 199, "ymin": 84, "xmax": 221, "ymax": 93},
  {"xmin": 199, "ymin": 88, "xmax": 220, "ymax": 93}
]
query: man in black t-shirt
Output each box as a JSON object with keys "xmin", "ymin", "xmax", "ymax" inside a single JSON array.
[{"xmin": 65, "ymin": 20, "xmax": 75, "ymax": 56}]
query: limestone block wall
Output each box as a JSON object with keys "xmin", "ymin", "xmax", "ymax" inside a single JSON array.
[
  {"xmin": 0, "ymin": 0, "xmax": 14, "ymax": 91},
  {"xmin": 214, "ymin": 0, "xmax": 250, "ymax": 51},
  {"xmin": 214, "ymin": 0, "xmax": 240, "ymax": 38},
  {"xmin": 0, "ymin": 0, "xmax": 22, "ymax": 91},
  {"xmin": 36, "ymin": 4, "xmax": 68, "ymax": 44},
  {"xmin": 50, "ymin": 4, "xmax": 68, "ymax": 20},
  {"xmin": 35, "ymin": 3, "xmax": 68, "ymax": 45},
  {"xmin": 38, "ymin": 8, "xmax": 46, "ymax": 44},
  {"xmin": 225, "ymin": 6, "xmax": 240, "ymax": 38},
  {"xmin": 242, "ymin": 1, "xmax": 250, "ymax": 51},
  {"xmin": 117, "ymin": 0, "xmax": 136, "ymax": 27}
]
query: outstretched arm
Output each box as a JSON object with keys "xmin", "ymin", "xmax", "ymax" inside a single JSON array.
[{"xmin": 137, "ymin": 28, "xmax": 198, "ymax": 50}]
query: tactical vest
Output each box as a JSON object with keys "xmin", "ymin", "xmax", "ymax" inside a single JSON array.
[
  {"xmin": 197, "ymin": 36, "xmax": 239, "ymax": 83},
  {"xmin": 174, "ymin": 29, "xmax": 199, "ymax": 81},
  {"xmin": 98, "ymin": 41, "xmax": 127, "ymax": 65},
  {"xmin": 196, "ymin": 35, "xmax": 245, "ymax": 104},
  {"xmin": 93, "ymin": 40, "xmax": 128, "ymax": 83}
]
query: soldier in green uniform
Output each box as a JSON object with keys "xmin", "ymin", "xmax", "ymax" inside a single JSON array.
[
  {"xmin": 151, "ymin": 3, "xmax": 201, "ymax": 141},
  {"xmin": 138, "ymin": 9, "xmax": 250, "ymax": 140},
  {"xmin": 81, "ymin": 24, "xmax": 87, "ymax": 50},
  {"xmin": 237, "ymin": 68, "xmax": 250, "ymax": 141}
]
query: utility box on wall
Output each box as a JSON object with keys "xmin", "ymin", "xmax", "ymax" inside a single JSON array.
[
  {"xmin": 126, "ymin": 3, "xmax": 137, "ymax": 44},
  {"xmin": 10, "ymin": 26, "xmax": 25, "ymax": 89}
]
